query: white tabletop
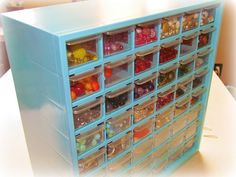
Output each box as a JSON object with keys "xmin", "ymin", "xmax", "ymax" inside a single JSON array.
[{"xmin": 0, "ymin": 70, "xmax": 236, "ymax": 177}]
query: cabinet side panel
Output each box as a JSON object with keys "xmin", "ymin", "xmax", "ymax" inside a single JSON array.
[{"xmin": 2, "ymin": 17, "xmax": 74, "ymax": 177}]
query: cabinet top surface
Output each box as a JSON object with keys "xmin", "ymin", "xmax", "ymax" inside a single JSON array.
[{"xmin": 2, "ymin": 0, "xmax": 220, "ymax": 36}]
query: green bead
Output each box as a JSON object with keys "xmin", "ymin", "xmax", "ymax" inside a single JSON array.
[
  {"xmin": 92, "ymin": 139, "xmax": 97, "ymax": 146},
  {"xmin": 80, "ymin": 145, "xmax": 86, "ymax": 152},
  {"xmin": 80, "ymin": 139, "xmax": 86, "ymax": 145}
]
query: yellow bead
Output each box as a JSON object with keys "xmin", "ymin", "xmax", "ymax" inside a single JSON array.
[{"xmin": 73, "ymin": 48, "xmax": 86, "ymax": 59}]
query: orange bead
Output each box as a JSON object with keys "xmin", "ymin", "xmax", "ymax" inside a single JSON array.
[
  {"xmin": 84, "ymin": 82, "xmax": 93, "ymax": 91},
  {"xmin": 91, "ymin": 80, "xmax": 100, "ymax": 91},
  {"xmin": 70, "ymin": 90, "xmax": 77, "ymax": 100}
]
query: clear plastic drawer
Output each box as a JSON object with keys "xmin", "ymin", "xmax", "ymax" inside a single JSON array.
[
  {"xmin": 154, "ymin": 126, "xmax": 171, "ymax": 147},
  {"xmin": 182, "ymin": 10, "xmax": 200, "ymax": 31},
  {"xmin": 134, "ymin": 73, "xmax": 157, "ymax": 99},
  {"xmin": 170, "ymin": 131, "xmax": 185, "ymax": 149},
  {"xmin": 106, "ymin": 109, "xmax": 132, "ymax": 138},
  {"xmin": 105, "ymin": 84, "xmax": 133, "ymax": 113},
  {"xmin": 187, "ymin": 104, "xmax": 202, "ymax": 123},
  {"xmin": 184, "ymin": 137, "xmax": 195, "ymax": 152},
  {"xmin": 158, "ymin": 63, "xmax": 178, "ymax": 88},
  {"xmin": 66, "ymin": 35, "xmax": 99, "ymax": 67},
  {"xmin": 193, "ymin": 69, "xmax": 208, "ymax": 88},
  {"xmin": 76, "ymin": 124, "xmax": 104, "ymax": 155},
  {"xmin": 103, "ymin": 27, "xmax": 132, "ymax": 56},
  {"xmin": 178, "ymin": 56, "xmax": 195, "ymax": 78},
  {"xmin": 180, "ymin": 32, "xmax": 198, "ymax": 56},
  {"xmin": 174, "ymin": 96, "xmax": 191, "ymax": 117},
  {"xmin": 73, "ymin": 97, "xmax": 103, "ymax": 129},
  {"xmin": 176, "ymin": 76, "xmax": 194, "ymax": 98},
  {"xmin": 134, "ymin": 119, "xmax": 153, "ymax": 142},
  {"xmin": 104, "ymin": 56, "xmax": 133, "ymax": 87},
  {"xmin": 161, "ymin": 15, "xmax": 181, "ymax": 39},
  {"xmin": 201, "ymin": 7, "xmax": 216, "ymax": 26},
  {"xmin": 107, "ymin": 132, "xmax": 132, "ymax": 160},
  {"xmin": 70, "ymin": 67, "xmax": 102, "ymax": 101},
  {"xmin": 156, "ymin": 86, "xmax": 175, "ymax": 110},
  {"xmin": 198, "ymin": 27, "xmax": 215, "ymax": 48},
  {"xmin": 133, "ymin": 137, "xmax": 153, "ymax": 162},
  {"xmin": 191, "ymin": 87, "xmax": 205, "ymax": 105},
  {"xmin": 195, "ymin": 48, "xmax": 212, "ymax": 69},
  {"xmin": 78, "ymin": 147, "xmax": 105, "ymax": 174},
  {"xmin": 185, "ymin": 122, "xmax": 198, "ymax": 139},
  {"xmin": 134, "ymin": 97, "xmax": 156, "ymax": 123},
  {"xmin": 155, "ymin": 106, "xmax": 174, "ymax": 129},
  {"xmin": 135, "ymin": 20, "xmax": 159, "ymax": 47},
  {"xmin": 172, "ymin": 116, "xmax": 187, "ymax": 135},
  {"xmin": 135, "ymin": 46, "xmax": 159, "ymax": 75},
  {"xmin": 159, "ymin": 39, "xmax": 180, "ymax": 64}
]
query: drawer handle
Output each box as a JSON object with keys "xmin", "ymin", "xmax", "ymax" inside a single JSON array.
[
  {"xmin": 106, "ymin": 84, "xmax": 133, "ymax": 98},
  {"xmin": 135, "ymin": 72, "xmax": 158, "ymax": 85},
  {"xmin": 136, "ymin": 46, "xmax": 160, "ymax": 57},
  {"xmin": 180, "ymin": 55, "xmax": 196, "ymax": 65},
  {"xmin": 178, "ymin": 76, "xmax": 195, "ymax": 88},
  {"xmin": 161, "ymin": 38, "xmax": 181, "ymax": 48},
  {"xmin": 137, "ymin": 19, "xmax": 160, "ymax": 27},
  {"xmin": 200, "ymin": 26, "xmax": 216, "ymax": 34},
  {"xmin": 159, "ymin": 63, "xmax": 179, "ymax": 74},
  {"xmin": 182, "ymin": 32, "xmax": 199, "ymax": 41},
  {"xmin": 158, "ymin": 86, "xmax": 176, "ymax": 98},
  {"xmin": 192, "ymin": 87, "xmax": 205, "ymax": 97},
  {"xmin": 135, "ymin": 97, "xmax": 156, "ymax": 109},
  {"xmin": 176, "ymin": 97, "xmax": 191, "ymax": 108},
  {"xmin": 73, "ymin": 97, "xmax": 102, "ymax": 115},
  {"xmin": 67, "ymin": 35, "xmax": 100, "ymax": 46},
  {"xmin": 105, "ymin": 26, "xmax": 133, "ymax": 35},
  {"xmin": 70, "ymin": 67, "xmax": 102, "ymax": 82},
  {"xmin": 105, "ymin": 55, "xmax": 134, "ymax": 69},
  {"xmin": 198, "ymin": 48, "xmax": 212, "ymax": 57},
  {"xmin": 195, "ymin": 69, "xmax": 208, "ymax": 78},
  {"xmin": 107, "ymin": 109, "xmax": 133, "ymax": 124}
]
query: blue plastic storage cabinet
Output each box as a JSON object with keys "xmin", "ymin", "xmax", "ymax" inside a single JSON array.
[{"xmin": 2, "ymin": 0, "xmax": 223, "ymax": 176}]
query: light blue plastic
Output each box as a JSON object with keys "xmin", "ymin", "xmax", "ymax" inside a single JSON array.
[{"xmin": 1, "ymin": 0, "xmax": 223, "ymax": 176}]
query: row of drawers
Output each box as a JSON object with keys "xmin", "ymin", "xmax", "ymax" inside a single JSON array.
[
  {"xmin": 73, "ymin": 65, "xmax": 208, "ymax": 131},
  {"xmin": 66, "ymin": 7, "xmax": 216, "ymax": 69},
  {"xmin": 77, "ymin": 111, "xmax": 200, "ymax": 176}
]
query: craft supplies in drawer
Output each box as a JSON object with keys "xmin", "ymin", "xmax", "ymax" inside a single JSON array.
[
  {"xmin": 161, "ymin": 15, "xmax": 181, "ymax": 39},
  {"xmin": 154, "ymin": 126, "xmax": 171, "ymax": 147},
  {"xmin": 73, "ymin": 97, "xmax": 103, "ymax": 130},
  {"xmin": 70, "ymin": 67, "xmax": 101, "ymax": 101},
  {"xmin": 174, "ymin": 96, "xmax": 191, "ymax": 117},
  {"xmin": 158, "ymin": 63, "xmax": 178, "ymax": 88},
  {"xmin": 182, "ymin": 10, "xmax": 200, "ymax": 31},
  {"xmin": 134, "ymin": 46, "xmax": 159, "ymax": 75},
  {"xmin": 178, "ymin": 56, "xmax": 195, "ymax": 78},
  {"xmin": 135, "ymin": 20, "xmax": 159, "ymax": 47},
  {"xmin": 107, "ymin": 152, "xmax": 131, "ymax": 175},
  {"xmin": 133, "ymin": 137, "xmax": 153, "ymax": 162},
  {"xmin": 185, "ymin": 121, "xmax": 198, "ymax": 139},
  {"xmin": 134, "ymin": 119, "xmax": 153, "ymax": 142},
  {"xmin": 105, "ymin": 84, "xmax": 133, "ymax": 113},
  {"xmin": 106, "ymin": 109, "xmax": 132, "ymax": 138},
  {"xmin": 193, "ymin": 68, "xmax": 208, "ymax": 88},
  {"xmin": 103, "ymin": 27, "xmax": 132, "ymax": 56},
  {"xmin": 187, "ymin": 104, "xmax": 201, "ymax": 123},
  {"xmin": 172, "ymin": 116, "xmax": 187, "ymax": 135},
  {"xmin": 170, "ymin": 131, "xmax": 185, "ymax": 149},
  {"xmin": 176, "ymin": 76, "xmax": 194, "ymax": 98},
  {"xmin": 66, "ymin": 35, "xmax": 98, "ymax": 67},
  {"xmin": 180, "ymin": 32, "xmax": 198, "ymax": 56},
  {"xmin": 159, "ymin": 39, "xmax": 179, "ymax": 64},
  {"xmin": 107, "ymin": 132, "xmax": 132, "ymax": 160},
  {"xmin": 184, "ymin": 137, "xmax": 195, "ymax": 152},
  {"xmin": 201, "ymin": 7, "xmax": 216, "ymax": 26},
  {"xmin": 198, "ymin": 27, "xmax": 215, "ymax": 48},
  {"xmin": 156, "ymin": 86, "xmax": 175, "ymax": 110},
  {"xmin": 104, "ymin": 56, "xmax": 133, "ymax": 87},
  {"xmin": 78, "ymin": 147, "xmax": 105, "ymax": 175},
  {"xmin": 155, "ymin": 106, "xmax": 174, "ymax": 129},
  {"xmin": 191, "ymin": 87, "xmax": 205, "ymax": 105},
  {"xmin": 76, "ymin": 124, "xmax": 104, "ymax": 155},
  {"xmin": 134, "ymin": 97, "xmax": 156, "ymax": 123},
  {"xmin": 134, "ymin": 73, "xmax": 156, "ymax": 100},
  {"xmin": 132, "ymin": 155, "xmax": 153, "ymax": 175},
  {"xmin": 195, "ymin": 48, "xmax": 212, "ymax": 69}
]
